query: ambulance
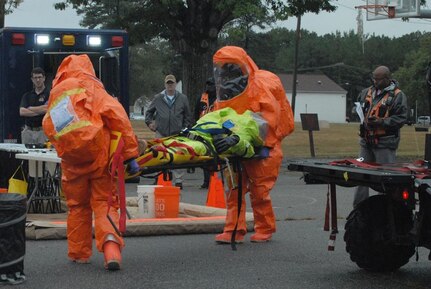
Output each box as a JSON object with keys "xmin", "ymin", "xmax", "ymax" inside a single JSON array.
[{"xmin": 0, "ymin": 27, "xmax": 130, "ymax": 143}]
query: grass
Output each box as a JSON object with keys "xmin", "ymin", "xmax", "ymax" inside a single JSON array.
[
  {"xmin": 282, "ymin": 122, "xmax": 427, "ymax": 160},
  {"xmin": 131, "ymin": 120, "xmax": 427, "ymax": 161}
]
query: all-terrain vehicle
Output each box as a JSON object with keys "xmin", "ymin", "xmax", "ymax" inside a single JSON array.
[{"xmin": 287, "ymin": 159, "xmax": 431, "ymax": 272}]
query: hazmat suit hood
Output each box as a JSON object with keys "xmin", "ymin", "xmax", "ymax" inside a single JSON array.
[
  {"xmin": 213, "ymin": 46, "xmax": 259, "ymax": 76},
  {"xmin": 213, "ymin": 46, "xmax": 259, "ymax": 102},
  {"xmin": 52, "ymin": 54, "xmax": 97, "ymax": 88}
]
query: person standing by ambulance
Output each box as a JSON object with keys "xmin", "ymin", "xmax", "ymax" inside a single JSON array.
[
  {"xmin": 353, "ymin": 65, "xmax": 408, "ymax": 207},
  {"xmin": 19, "ymin": 67, "xmax": 49, "ymax": 144},
  {"xmin": 145, "ymin": 74, "xmax": 192, "ymax": 189}
]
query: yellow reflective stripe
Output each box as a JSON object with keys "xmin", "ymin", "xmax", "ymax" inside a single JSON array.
[
  {"xmin": 53, "ymin": 120, "xmax": 92, "ymax": 140},
  {"xmin": 47, "ymin": 88, "xmax": 86, "ymax": 114},
  {"xmin": 110, "ymin": 131, "xmax": 122, "ymax": 159},
  {"xmin": 47, "ymin": 88, "xmax": 88, "ymax": 140}
]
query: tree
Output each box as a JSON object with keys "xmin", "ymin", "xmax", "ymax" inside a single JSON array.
[
  {"xmin": 129, "ymin": 39, "xmax": 175, "ymax": 103},
  {"xmin": 0, "ymin": 0, "xmax": 23, "ymax": 28},
  {"xmin": 393, "ymin": 33, "xmax": 431, "ymax": 117},
  {"xmin": 54, "ymin": 0, "xmax": 337, "ymax": 108},
  {"xmin": 219, "ymin": 3, "xmax": 277, "ymax": 50}
]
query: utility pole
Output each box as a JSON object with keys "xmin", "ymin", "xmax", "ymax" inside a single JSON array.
[
  {"xmin": 291, "ymin": 15, "xmax": 301, "ymax": 115},
  {"xmin": 356, "ymin": 9, "xmax": 363, "ymax": 40},
  {"xmin": 0, "ymin": 0, "xmax": 5, "ymax": 29}
]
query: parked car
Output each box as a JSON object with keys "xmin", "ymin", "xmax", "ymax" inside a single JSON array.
[
  {"xmin": 415, "ymin": 116, "xmax": 430, "ymax": 131},
  {"xmin": 417, "ymin": 116, "xmax": 431, "ymax": 126}
]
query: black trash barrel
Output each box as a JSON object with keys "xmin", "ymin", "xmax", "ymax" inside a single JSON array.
[{"xmin": 0, "ymin": 193, "xmax": 26, "ymax": 285}]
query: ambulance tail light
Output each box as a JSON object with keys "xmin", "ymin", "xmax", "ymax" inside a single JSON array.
[
  {"xmin": 111, "ymin": 36, "xmax": 123, "ymax": 47},
  {"xmin": 402, "ymin": 189, "xmax": 409, "ymax": 201},
  {"xmin": 12, "ymin": 33, "xmax": 25, "ymax": 45}
]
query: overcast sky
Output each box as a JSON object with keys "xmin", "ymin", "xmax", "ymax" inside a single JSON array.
[
  {"xmin": 5, "ymin": 0, "xmax": 431, "ymax": 37},
  {"xmin": 5, "ymin": 0, "xmax": 82, "ymax": 29}
]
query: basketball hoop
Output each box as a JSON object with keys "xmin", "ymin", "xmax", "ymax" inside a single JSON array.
[
  {"xmin": 388, "ymin": 6, "xmax": 396, "ymax": 18},
  {"xmin": 359, "ymin": 0, "xmax": 420, "ymax": 21},
  {"xmin": 355, "ymin": 5, "xmax": 396, "ymax": 19}
]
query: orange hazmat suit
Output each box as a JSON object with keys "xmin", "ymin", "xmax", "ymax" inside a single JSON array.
[
  {"xmin": 42, "ymin": 54, "xmax": 139, "ymax": 261},
  {"xmin": 213, "ymin": 46, "xmax": 294, "ymax": 238}
]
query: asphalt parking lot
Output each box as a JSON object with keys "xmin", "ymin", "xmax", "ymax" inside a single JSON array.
[{"xmin": 6, "ymin": 161, "xmax": 431, "ymax": 289}]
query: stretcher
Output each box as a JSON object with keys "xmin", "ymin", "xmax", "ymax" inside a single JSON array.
[
  {"xmin": 122, "ymin": 137, "xmax": 260, "ymax": 251},
  {"xmin": 124, "ymin": 134, "xmax": 246, "ymax": 184},
  {"xmin": 114, "ymin": 134, "xmax": 248, "ymax": 245},
  {"xmin": 124, "ymin": 107, "xmax": 267, "ymax": 180},
  {"xmin": 112, "ymin": 107, "xmax": 266, "ymax": 247},
  {"xmin": 287, "ymin": 159, "xmax": 431, "ymax": 271}
]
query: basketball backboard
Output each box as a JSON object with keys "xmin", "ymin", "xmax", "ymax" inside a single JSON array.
[{"xmin": 365, "ymin": 0, "xmax": 420, "ymax": 20}]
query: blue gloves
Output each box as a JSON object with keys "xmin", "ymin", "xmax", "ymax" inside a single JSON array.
[
  {"xmin": 213, "ymin": 134, "xmax": 240, "ymax": 154},
  {"xmin": 257, "ymin": 147, "xmax": 270, "ymax": 158},
  {"xmin": 127, "ymin": 159, "xmax": 140, "ymax": 174}
]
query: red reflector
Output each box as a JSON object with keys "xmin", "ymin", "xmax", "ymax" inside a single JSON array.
[
  {"xmin": 12, "ymin": 33, "xmax": 25, "ymax": 45},
  {"xmin": 111, "ymin": 36, "xmax": 124, "ymax": 47},
  {"xmin": 402, "ymin": 190, "xmax": 409, "ymax": 200}
]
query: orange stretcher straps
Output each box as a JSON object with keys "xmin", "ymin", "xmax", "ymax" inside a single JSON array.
[
  {"xmin": 107, "ymin": 131, "xmax": 127, "ymax": 235},
  {"xmin": 329, "ymin": 159, "xmax": 429, "ymax": 176},
  {"xmin": 164, "ymin": 140, "xmax": 197, "ymax": 159}
]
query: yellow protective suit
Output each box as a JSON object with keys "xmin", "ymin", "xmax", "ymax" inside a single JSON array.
[
  {"xmin": 213, "ymin": 46, "xmax": 294, "ymax": 236},
  {"xmin": 42, "ymin": 55, "xmax": 139, "ymax": 260}
]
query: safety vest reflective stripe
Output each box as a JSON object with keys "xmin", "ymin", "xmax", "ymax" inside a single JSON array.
[
  {"xmin": 53, "ymin": 120, "xmax": 92, "ymax": 140},
  {"xmin": 47, "ymin": 88, "xmax": 86, "ymax": 113},
  {"xmin": 48, "ymin": 87, "xmax": 90, "ymax": 140},
  {"xmin": 364, "ymin": 88, "xmax": 400, "ymax": 137},
  {"xmin": 365, "ymin": 87, "xmax": 400, "ymax": 119}
]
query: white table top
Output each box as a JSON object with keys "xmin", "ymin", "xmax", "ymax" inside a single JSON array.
[
  {"xmin": 0, "ymin": 143, "xmax": 53, "ymax": 153},
  {"xmin": 0, "ymin": 143, "xmax": 28, "ymax": 153},
  {"xmin": 15, "ymin": 150, "xmax": 61, "ymax": 163}
]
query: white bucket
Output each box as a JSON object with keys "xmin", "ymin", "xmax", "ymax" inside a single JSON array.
[{"xmin": 137, "ymin": 185, "xmax": 160, "ymax": 218}]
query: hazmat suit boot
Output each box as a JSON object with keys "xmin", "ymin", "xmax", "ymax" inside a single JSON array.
[
  {"xmin": 103, "ymin": 241, "xmax": 122, "ymax": 271},
  {"xmin": 250, "ymin": 232, "xmax": 272, "ymax": 243},
  {"xmin": 215, "ymin": 231, "xmax": 245, "ymax": 244}
]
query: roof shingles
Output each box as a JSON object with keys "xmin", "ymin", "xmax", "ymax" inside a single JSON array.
[{"xmin": 277, "ymin": 73, "xmax": 347, "ymax": 93}]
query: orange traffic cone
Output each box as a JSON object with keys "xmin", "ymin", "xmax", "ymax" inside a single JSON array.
[
  {"xmin": 206, "ymin": 172, "xmax": 226, "ymax": 208},
  {"xmin": 157, "ymin": 172, "xmax": 172, "ymax": 186}
]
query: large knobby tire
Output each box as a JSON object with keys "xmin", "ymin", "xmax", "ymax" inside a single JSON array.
[{"xmin": 344, "ymin": 195, "xmax": 415, "ymax": 272}]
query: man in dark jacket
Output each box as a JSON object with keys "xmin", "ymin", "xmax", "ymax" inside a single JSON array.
[
  {"xmin": 145, "ymin": 74, "xmax": 192, "ymax": 188},
  {"xmin": 353, "ymin": 65, "xmax": 408, "ymax": 207}
]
